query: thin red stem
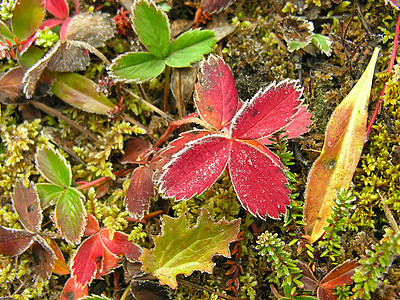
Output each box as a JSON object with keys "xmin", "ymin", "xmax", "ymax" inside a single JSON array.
[{"xmin": 366, "ymin": 11, "xmax": 400, "ymax": 137}]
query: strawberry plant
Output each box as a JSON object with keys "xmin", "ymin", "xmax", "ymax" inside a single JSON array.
[{"xmin": 158, "ymin": 55, "xmax": 311, "ymax": 219}]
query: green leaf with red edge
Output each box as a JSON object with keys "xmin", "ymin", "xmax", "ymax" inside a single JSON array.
[
  {"xmin": 36, "ymin": 147, "xmax": 71, "ymax": 188},
  {"xmin": 230, "ymin": 79, "xmax": 304, "ymax": 140},
  {"xmin": 61, "ymin": 277, "xmax": 88, "ymax": 300},
  {"xmin": 124, "ymin": 166, "xmax": 154, "ymax": 217},
  {"xmin": 200, "ymin": 0, "xmax": 236, "ymax": 14},
  {"xmin": 52, "ymin": 72, "xmax": 115, "ymax": 115},
  {"xmin": 229, "ymin": 140, "xmax": 289, "ymax": 219},
  {"xmin": 158, "ymin": 135, "xmax": 231, "ymax": 200},
  {"xmin": 194, "ymin": 55, "xmax": 238, "ymax": 130},
  {"xmin": 304, "ymin": 48, "xmax": 380, "ymax": 243},
  {"xmin": 11, "ymin": 0, "xmax": 45, "ymax": 41},
  {"xmin": 55, "ymin": 188, "xmax": 86, "ymax": 244},
  {"xmin": 45, "ymin": 0, "xmax": 69, "ymax": 20},
  {"xmin": 140, "ymin": 210, "xmax": 240, "ymax": 289},
  {"xmin": 318, "ymin": 260, "xmax": 360, "ymax": 299},
  {"xmin": 36, "ymin": 183, "xmax": 64, "ymax": 209},
  {"xmin": 12, "ymin": 180, "xmax": 42, "ymax": 233},
  {"xmin": 0, "ymin": 226, "xmax": 35, "ymax": 256}
]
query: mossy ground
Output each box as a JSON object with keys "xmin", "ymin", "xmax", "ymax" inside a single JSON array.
[{"xmin": 1, "ymin": 0, "xmax": 400, "ymax": 299}]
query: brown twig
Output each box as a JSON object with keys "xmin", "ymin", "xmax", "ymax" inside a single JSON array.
[{"xmin": 378, "ymin": 191, "xmax": 400, "ymax": 234}]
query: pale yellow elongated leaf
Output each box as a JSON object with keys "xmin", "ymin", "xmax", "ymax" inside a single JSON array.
[{"xmin": 304, "ymin": 47, "xmax": 380, "ymax": 243}]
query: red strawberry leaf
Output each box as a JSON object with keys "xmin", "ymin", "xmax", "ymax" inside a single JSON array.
[
  {"xmin": 12, "ymin": 180, "xmax": 42, "ymax": 233},
  {"xmin": 195, "ymin": 55, "xmax": 238, "ymax": 130},
  {"xmin": 61, "ymin": 277, "xmax": 88, "ymax": 300},
  {"xmin": 71, "ymin": 232, "xmax": 104, "ymax": 287},
  {"xmin": 0, "ymin": 226, "xmax": 35, "ymax": 256},
  {"xmin": 231, "ymin": 79, "xmax": 303, "ymax": 140},
  {"xmin": 159, "ymin": 135, "xmax": 231, "ymax": 200},
  {"xmin": 200, "ymin": 0, "xmax": 236, "ymax": 14},
  {"xmin": 48, "ymin": 239, "xmax": 70, "ymax": 275},
  {"xmin": 100, "ymin": 229, "xmax": 142, "ymax": 262},
  {"xmin": 83, "ymin": 213, "xmax": 100, "ymax": 237},
  {"xmin": 45, "ymin": 0, "xmax": 69, "ymax": 20},
  {"xmin": 121, "ymin": 137, "xmax": 152, "ymax": 164},
  {"xmin": 228, "ymin": 140, "xmax": 289, "ymax": 219},
  {"xmin": 124, "ymin": 165, "xmax": 154, "ymax": 217}
]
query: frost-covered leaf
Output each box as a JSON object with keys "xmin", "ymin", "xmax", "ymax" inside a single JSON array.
[
  {"xmin": 83, "ymin": 213, "xmax": 100, "ymax": 237},
  {"xmin": 11, "ymin": 0, "xmax": 45, "ymax": 41},
  {"xmin": 36, "ymin": 183, "xmax": 64, "ymax": 209},
  {"xmin": 166, "ymin": 29, "xmax": 216, "ymax": 68},
  {"xmin": 312, "ymin": 34, "xmax": 332, "ymax": 56},
  {"xmin": 132, "ymin": 0, "xmax": 170, "ymax": 59},
  {"xmin": 61, "ymin": 277, "xmax": 88, "ymax": 300},
  {"xmin": 304, "ymin": 48, "xmax": 379, "ymax": 243},
  {"xmin": 278, "ymin": 16, "xmax": 314, "ymax": 52},
  {"xmin": 200, "ymin": 0, "xmax": 236, "ymax": 14},
  {"xmin": 140, "ymin": 210, "xmax": 240, "ymax": 289},
  {"xmin": 45, "ymin": 0, "xmax": 69, "ymax": 20},
  {"xmin": 125, "ymin": 166, "xmax": 154, "ymax": 217},
  {"xmin": 194, "ymin": 55, "xmax": 238, "ymax": 130},
  {"xmin": 110, "ymin": 52, "xmax": 165, "ymax": 82},
  {"xmin": 386, "ymin": 0, "xmax": 400, "ymax": 9},
  {"xmin": 121, "ymin": 137, "xmax": 152, "ymax": 164},
  {"xmin": 55, "ymin": 188, "xmax": 86, "ymax": 244},
  {"xmin": 0, "ymin": 226, "xmax": 35, "ymax": 256},
  {"xmin": 229, "ymin": 140, "xmax": 289, "ymax": 219},
  {"xmin": 36, "ymin": 147, "xmax": 72, "ymax": 188},
  {"xmin": 159, "ymin": 135, "xmax": 231, "ymax": 200},
  {"xmin": 12, "ymin": 180, "xmax": 42, "ymax": 233},
  {"xmin": 100, "ymin": 229, "xmax": 142, "ymax": 262},
  {"xmin": 32, "ymin": 237, "xmax": 56, "ymax": 282},
  {"xmin": 52, "ymin": 72, "xmax": 115, "ymax": 114},
  {"xmin": 230, "ymin": 79, "xmax": 304, "ymax": 140}
]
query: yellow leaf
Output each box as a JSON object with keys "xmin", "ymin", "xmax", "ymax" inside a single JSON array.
[{"xmin": 304, "ymin": 47, "xmax": 380, "ymax": 243}]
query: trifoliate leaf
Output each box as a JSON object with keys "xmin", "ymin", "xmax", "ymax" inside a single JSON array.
[{"xmin": 140, "ymin": 210, "xmax": 240, "ymax": 289}]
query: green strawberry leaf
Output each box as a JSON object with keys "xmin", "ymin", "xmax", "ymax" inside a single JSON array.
[
  {"xmin": 11, "ymin": 0, "xmax": 45, "ymax": 41},
  {"xmin": 140, "ymin": 209, "xmax": 240, "ymax": 289},
  {"xmin": 166, "ymin": 29, "xmax": 216, "ymax": 68},
  {"xmin": 110, "ymin": 52, "xmax": 165, "ymax": 82},
  {"xmin": 36, "ymin": 147, "xmax": 72, "ymax": 188},
  {"xmin": 36, "ymin": 183, "xmax": 64, "ymax": 208},
  {"xmin": 55, "ymin": 187, "xmax": 86, "ymax": 244},
  {"xmin": 0, "ymin": 20, "xmax": 13, "ymax": 41},
  {"xmin": 132, "ymin": 0, "xmax": 170, "ymax": 59},
  {"xmin": 312, "ymin": 34, "xmax": 332, "ymax": 56}
]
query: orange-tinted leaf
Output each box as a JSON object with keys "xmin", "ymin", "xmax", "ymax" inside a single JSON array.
[
  {"xmin": 304, "ymin": 48, "xmax": 380, "ymax": 243},
  {"xmin": 318, "ymin": 260, "xmax": 360, "ymax": 299},
  {"xmin": 12, "ymin": 180, "xmax": 42, "ymax": 233},
  {"xmin": 0, "ymin": 226, "xmax": 35, "ymax": 256},
  {"xmin": 48, "ymin": 239, "xmax": 70, "ymax": 275},
  {"xmin": 61, "ymin": 277, "xmax": 88, "ymax": 300},
  {"xmin": 83, "ymin": 213, "xmax": 100, "ymax": 237},
  {"xmin": 124, "ymin": 166, "xmax": 154, "ymax": 217},
  {"xmin": 195, "ymin": 55, "xmax": 238, "ymax": 130}
]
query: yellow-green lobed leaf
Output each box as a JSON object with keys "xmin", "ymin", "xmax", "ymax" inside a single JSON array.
[
  {"xmin": 140, "ymin": 210, "xmax": 240, "ymax": 289},
  {"xmin": 304, "ymin": 47, "xmax": 380, "ymax": 243}
]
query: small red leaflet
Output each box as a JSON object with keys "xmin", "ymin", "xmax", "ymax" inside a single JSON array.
[{"xmin": 158, "ymin": 55, "xmax": 311, "ymax": 219}]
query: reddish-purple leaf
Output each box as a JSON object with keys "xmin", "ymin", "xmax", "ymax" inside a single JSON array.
[
  {"xmin": 39, "ymin": 18, "xmax": 64, "ymax": 30},
  {"xmin": 71, "ymin": 233, "xmax": 103, "ymax": 287},
  {"xmin": 195, "ymin": 55, "xmax": 238, "ymax": 130},
  {"xmin": 200, "ymin": 0, "xmax": 236, "ymax": 14},
  {"xmin": 45, "ymin": 0, "xmax": 69, "ymax": 20},
  {"xmin": 297, "ymin": 260, "xmax": 319, "ymax": 291},
  {"xmin": 230, "ymin": 79, "xmax": 303, "ymax": 140},
  {"xmin": 32, "ymin": 237, "xmax": 55, "ymax": 282},
  {"xmin": 100, "ymin": 229, "xmax": 142, "ymax": 262},
  {"xmin": 228, "ymin": 140, "xmax": 289, "ymax": 219},
  {"xmin": 83, "ymin": 213, "xmax": 100, "ymax": 237},
  {"xmin": 0, "ymin": 226, "xmax": 35, "ymax": 256},
  {"xmin": 124, "ymin": 166, "xmax": 154, "ymax": 216},
  {"xmin": 319, "ymin": 260, "xmax": 360, "ymax": 294},
  {"xmin": 61, "ymin": 277, "xmax": 88, "ymax": 300},
  {"xmin": 159, "ymin": 135, "xmax": 231, "ymax": 200},
  {"xmin": 0, "ymin": 67, "xmax": 26, "ymax": 105},
  {"xmin": 121, "ymin": 137, "xmax": 152, "ymax": 164},
  {"xmin": 12, "ymin": 180, "xmax": 42, "ymax": 233}
]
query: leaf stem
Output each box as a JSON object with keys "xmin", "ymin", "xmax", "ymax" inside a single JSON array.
[
  {"xmin": 164, "ymin": 65, "xmax": 171, "ymax": 112},
  {"xmin": 366, "ymin": 10, "xmax": 400, "ymax": 137}
]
